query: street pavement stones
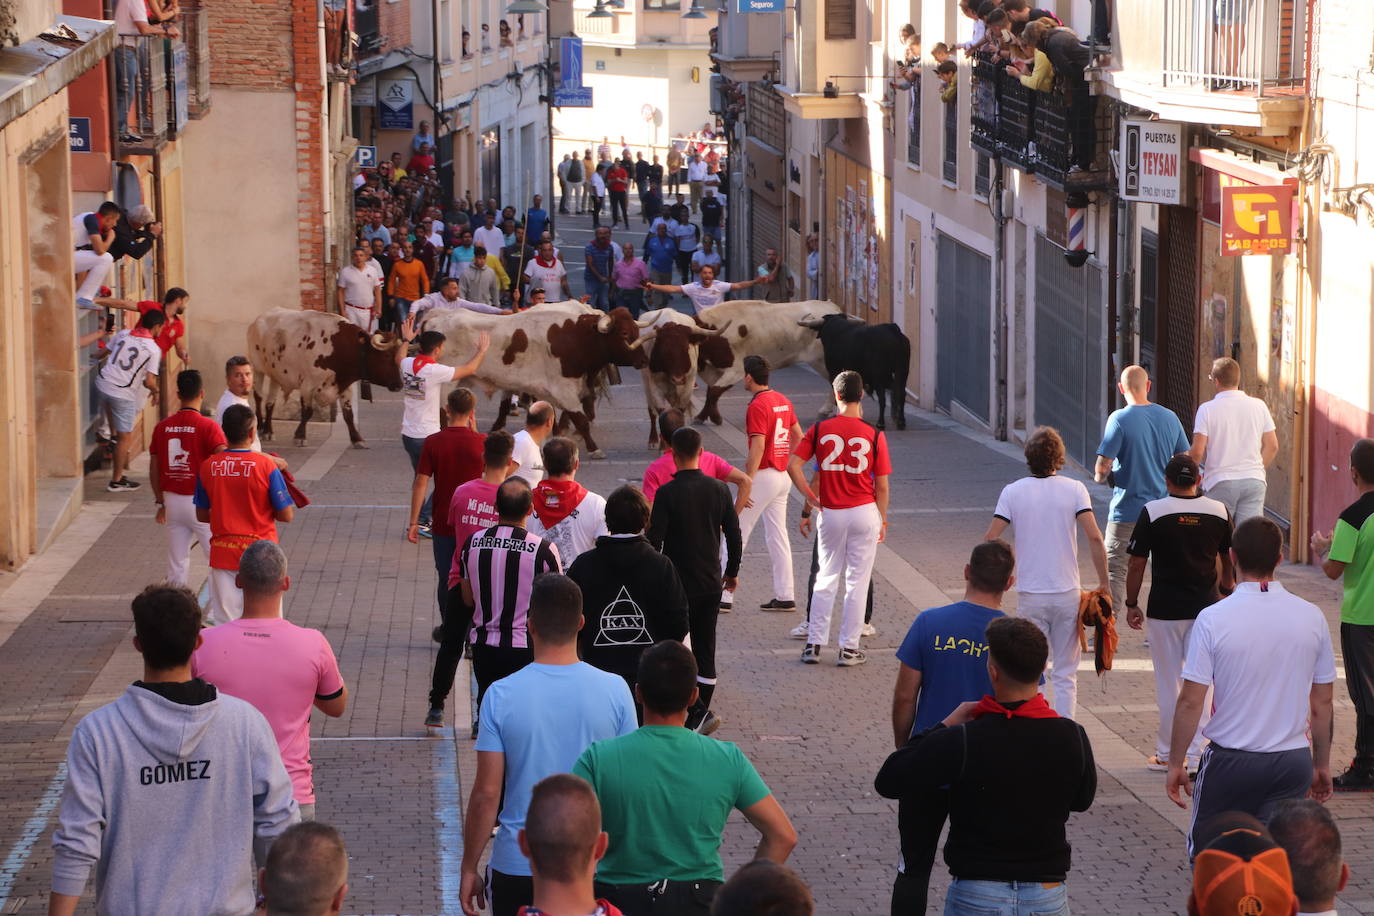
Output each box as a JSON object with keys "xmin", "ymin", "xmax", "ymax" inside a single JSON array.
[{"xmin": 2, "ymin": 358, "xmax": 1374, "ymax": 914}]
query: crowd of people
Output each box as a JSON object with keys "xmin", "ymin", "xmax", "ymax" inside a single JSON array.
[{"xmin": 46, "ymin": 325, "xmax": 1374, "ymax": 915}]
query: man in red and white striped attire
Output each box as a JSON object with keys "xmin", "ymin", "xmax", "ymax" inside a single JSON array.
[{"xmin": 459, "ymin": 476, "xmax": 563, "ymax": 708}]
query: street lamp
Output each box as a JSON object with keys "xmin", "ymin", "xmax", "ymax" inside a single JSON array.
[
  {"xmin": 586, "ymin": 0, "xmax": 614, "ymax": 16},
  {"xmin": 505, "ymin": 0, "xmax": 547, "ymax": 11},
  {"xmin": 681, "ymin": 0, "xmax": 708, "ymax": 16}
]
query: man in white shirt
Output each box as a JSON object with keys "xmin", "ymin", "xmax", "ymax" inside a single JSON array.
[
  {"xmin": 985, "ymin": 426, "xmax": 1109, "ymax": 718},
  {"xmin": 473, "ymin": 212, "xmax": 506, "ymax": 258},
  {"xmin": 1166, "ymin": 516, "xmax": 1336, "ymax": 857},
  {"xmin": 528, "ymin": 437, "xmax": 608, "ymax": 565},
  {"xmin": 1269, "ymin": 799, "xmax": 1348, "ymax": 916},
  {"xmin": 686, "ymin": 153, "xmax": 709, "ymax": 213},
  {"xmin": 1188, "ymin": 357, "xmax": 1279, "ymax": 524},
  {"xmin": 73, "ymin": 203, "xmax": 121, "ymax": 308},
  {"xmin": 337, "ymin": 246, "xmax": 384, "ymax": 331},
  {"xmin": 400, "ymin": 328, "xmax": 491, "ymax": 532},
  {"xmin": 98, "ymin": 309, "xmax": 164, "ymax": 491},
  {"xmin": 643, "ymin": 263, "xmax": 764, "ymax": 315},
  {"xmin": 522, "ymin": 241, "xmax": 571, "ymax": 301},
  {"xmin": 411, "ymin": 276, "xmax": 510, "ymax": 320},
  {"xmin": 513, "ymin": 402, "xmax": 556, "ymax": 485}
]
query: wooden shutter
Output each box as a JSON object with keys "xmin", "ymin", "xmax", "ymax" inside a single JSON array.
[{"xmin": 825, "ymin": 0, "xmax": 855, "ymax": 40}]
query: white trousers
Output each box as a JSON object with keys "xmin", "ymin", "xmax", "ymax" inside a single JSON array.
[
  {"xmin": 721, "ymin": 468, "xmax": 794, "ymax": 604},
  {"xmin": 207, "ymin": 567, "xmax": 244, "ymax": 625},
  {"xmin": 343, "ymin": 303, "xmax": 375, "ymax": 331},
  {"xmin": 1018, "ymin": 589, "xmax": 1082, "ymax": 718},
  {"xmin": 807, "ymin": 502, "xmax": 881, "ymax": 650},
  {"xmin": 1148, "ymin": 616, "xmax": 1210, "ymax": 764},
  {"xmin": 164, "ymin": 493, "xmax": 211, "ymax": 586},
  {"xmin": 74, "ymin": 249, "xmax": 114, "ymax": 303}
]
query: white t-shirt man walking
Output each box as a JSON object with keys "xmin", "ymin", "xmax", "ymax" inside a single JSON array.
[
  {"xmin": 1189, "ymin": 357, "xmax": 1278, "ymax": 524},
  {"xmin": 986, "ymin": 426, "xmax": 1109, "ymax": 719}
]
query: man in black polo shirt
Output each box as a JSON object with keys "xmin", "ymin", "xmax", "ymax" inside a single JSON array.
[
  {"xmin": 699, "ymin": 190, "xmax": 725, "ymax": 245},
  {"xmin": 876, "ymin": 617, "xmax": 1095, "ymax": 915},
  {"xmin": 1126, "ymin": 454, "xmax": 1234, "ymax": 774},
  {"xmin": 647, "ymin": 427, "xmax": 742, "ymax": 736}
]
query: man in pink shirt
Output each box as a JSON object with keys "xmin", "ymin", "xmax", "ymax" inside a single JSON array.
[
  {"xmin": 192, "ymin": 540, "xmax": 347, "ymax": 821},
  {"xmin": 641, "ymin": 409, "xmax": 751, "ymax": 509},
  {"xmin": 430, "ymin": 430, "xmax": 517, "ymax": 731}
]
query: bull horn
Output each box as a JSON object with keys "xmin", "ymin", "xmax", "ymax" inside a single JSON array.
[
  {"xmin": 703, "ymin": 318, "xmax": 733, "ymax": 336},
  {"xmin": 797, "ymin": 315, "xmax": 825, "ymax": 329},
  {"xmin": 370, "ymin": 332, "xmax": 390, "ymax": 350},
  {"xmin": 597, "ymin": 312, "xmax": 614, "ymax": 334},
  {"xmin": 634, "ymin": 315, "xmax": 658, "ymax": 328},
  {"xmin": 627, "ymin": 330, "xmax": 658, "ymax": 350}
]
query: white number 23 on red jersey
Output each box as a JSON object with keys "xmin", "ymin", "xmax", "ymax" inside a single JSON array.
[{"xmin": 819, "ymin": 434, "xmax": 872, "ymax": 474}]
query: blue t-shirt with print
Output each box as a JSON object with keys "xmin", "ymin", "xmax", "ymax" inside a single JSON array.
[{"xmin": 896, "ymin": 601, "xmax": 1005, "ymax": 735}]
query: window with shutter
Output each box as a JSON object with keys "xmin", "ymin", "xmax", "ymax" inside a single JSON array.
[{"xmin": 824, "ymin": 0, "xmax": 856, "ymax": 40}]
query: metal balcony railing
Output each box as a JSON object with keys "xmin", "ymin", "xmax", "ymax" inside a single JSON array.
[
  {"xmin": 118, "ymin": 35, "xmax": 169, "ymax": 149},
  {"xmin": 1162, "ymin": 0, "xmax": 1306, "ymax": 93}
]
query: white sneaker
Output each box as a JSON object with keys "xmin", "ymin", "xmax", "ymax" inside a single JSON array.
[
  {"xmin": 789, "ymin": 622, "xmax": 809, "ymax": 640},
  {"xmin": 861, "ymin": 623, "xmax": 877, "ymax": 637}
]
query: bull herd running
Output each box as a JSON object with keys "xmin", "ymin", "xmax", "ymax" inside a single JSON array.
[{"xmin": 245, "ymin": 300, "xmax": 913, "ymax": 453}]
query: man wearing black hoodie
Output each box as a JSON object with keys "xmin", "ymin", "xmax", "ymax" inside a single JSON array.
[
  {"xmin": 569, "ymin": 485, "xmax": 690, "ymax": 696},
  {"xmin": 876, "ymin": 616, "xmax": 1095, "ymax": 915}
]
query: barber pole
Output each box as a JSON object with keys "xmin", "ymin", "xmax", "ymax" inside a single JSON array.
[{"xmin": 1064, "ymin": 191, "xmax": 1089, "ymax": 267}]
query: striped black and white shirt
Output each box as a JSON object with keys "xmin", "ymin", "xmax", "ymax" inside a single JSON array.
[{"xmin": 459, "ymin": 524, "xmax": 562, "ymax": 648}]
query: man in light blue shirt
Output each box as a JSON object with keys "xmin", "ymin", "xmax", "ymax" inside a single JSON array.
[
  {"xmin": 459, "ymin": 573, "xmax": 637, "ymax": 916},
  {"xmin": 1094, "ymin": 365, "xmax": 1190, "ymax": 612}
]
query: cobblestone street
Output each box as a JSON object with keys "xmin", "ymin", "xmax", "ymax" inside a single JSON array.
[{"xmin": 2, "ymin": 364, "xmax": 1372, "ymax": 915}]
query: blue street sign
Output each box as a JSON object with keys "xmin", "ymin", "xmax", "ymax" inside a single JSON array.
[
  {"xmin": 560, "ymin": 37, "xmax": 584, "ymax": 90},
  {"xmin": 69, "ymin": 118, "xmax": 91, "ymax": 152},
  {"xmin": 737, "ymin": 0, "xmax": 783, "ymax": 11},
  {"xmin": 553, "ymin": 86, "xmax": 594, "ymax": 108},
  {"xmin": 355, "ymin": 146, "xmax": 378, "ymax": 167}
]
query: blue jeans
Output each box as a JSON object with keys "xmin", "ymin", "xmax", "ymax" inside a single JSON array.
[
  {"xmin": 614, "ymin": 287, "xmax": 645, "ymax": 317},
  {"xmin": 584, "ymin": 275, "xmax": 610, "ymax": 310},
  {"xmin": 1203, "ymin": 477, "xmax": 1266, "ymax": 524},
  {"xmin": 402, "ymin": 434, "xmax": 433, "ymax": 524},
  {"xmin": 703, "ymin": 225, "xmax": 723, "ymax": 242},
  {"xmin": 115, "ymin": 46, "xmax": 139, "ymax": 135},
  {"xmin": 944, "ymin": 879, "xmax": 1069, "ymax": 916}
]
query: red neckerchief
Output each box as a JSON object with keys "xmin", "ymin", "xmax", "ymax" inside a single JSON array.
[
  {"xmin": 518, "ymin": 902, "xmax": 621, "ymax": 916},
  {"xmin": 532, "ymin": 478, "xmax": 588, "ymax": 528},
  {"xmin": 411, "ymin": 355, "xmax": 436, "ymax": 371},
  {"xmin": 970, "ymin": 694, "xmax": 1059, "ymax": 720},
  {"xmin": 536, "ymin": 254, "xmax": 558, "ymax": 268}
]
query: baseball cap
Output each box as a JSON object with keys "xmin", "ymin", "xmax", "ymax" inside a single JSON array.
[
  {"xmin": 1166, "ymin": 453, "xmax": 1200, "ymax": 487},
  {"xmin": 1189, "ymin": 812, "xmax": 1297, "ymax": 916}
]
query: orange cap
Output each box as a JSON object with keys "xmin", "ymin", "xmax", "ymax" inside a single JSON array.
[{"xmin": 1189, "ymin": 813, "xmax": 1298, "ymax": 916}]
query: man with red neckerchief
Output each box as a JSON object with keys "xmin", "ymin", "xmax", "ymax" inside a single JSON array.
[
  {"xmin": 515, "ymin": 774, "xmax": 622, "ymax": 916},
  {"xmin": 529, "ymin": 437, "xmax": 607, "ymax": 566},
  {"xmin": 876, "ymin": 617, "xmax": 1096, "ymax": 916}
]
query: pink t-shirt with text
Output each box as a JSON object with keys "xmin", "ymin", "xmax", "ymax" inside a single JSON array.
[
  {"xmin": 191, "ymin": 618, "xmax": 345, "ymax": 805},
  {"xmin": 641, "ymin": 450, "xmax": 735, "ymax": 502},
  {"xmin": 448, "ymin": 479, "xmax": 501, "ymax": 587}
]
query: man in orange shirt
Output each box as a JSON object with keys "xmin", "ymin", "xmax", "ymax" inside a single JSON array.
[
  {"xmin": 387, "ymin": 240, "xmax": 430, "ymax": 328},
  {"xmin": 195, "ymin": 404, "xmax": 295, "ymax": 624}
]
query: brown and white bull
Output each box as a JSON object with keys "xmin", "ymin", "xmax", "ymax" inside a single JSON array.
[
  {"xmin": 633, "ymin": 308, "xmax": 734, "ymax": 449},
  {"xmin": 419, "ymin": 304, "xmax": 651, "ymax": 457},
  {"xmin": 247, "ymin": 308, "xmax": 406, "ymax": 448},
  {"xmin": 691, "ymin": 299, "xmax": 843, "ymax": 424}
]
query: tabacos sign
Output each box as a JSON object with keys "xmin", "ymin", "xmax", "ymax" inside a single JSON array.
[{"xmin": 1221, "ymin": 184, "xmax": 1294, "ymax": 256}]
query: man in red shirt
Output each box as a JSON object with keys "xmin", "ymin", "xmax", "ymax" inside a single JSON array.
[
  {"xmin": 115, "ymin": 287, "xmax": 191, "ymax": 363},
  {"xmin": 787, "ymin": 370, "xmax": 891, "ymax": 667},
  {"xmin": 407, "ymin": 388, "xmax": 486, "ymax": 630},
  {"xmin": 195, "ymin": 404, "xmax": 295, "ymax": 624},
  {"xmin": 408, "ymin": 142, "xmax": 436, "ymax": 174},
  {"xmin": 150, "ymin": 369, "xmax": 227, "ymax": 599},
  {"xmin": 606, "ymin": 162, "xmax": 630, "ymax": 228},
  {"xmin": 723, "ymin": 355, "xmax": 802, "ymax": 613},
  {"xmin": 430, "ymin": 429, "xmax": 517, "ymax": 730}
]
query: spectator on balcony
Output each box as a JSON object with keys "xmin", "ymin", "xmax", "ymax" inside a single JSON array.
[
  {"xmin": 955, "ymin": 0, "xmax": 987, "ymax": 54},
  {"xmin": 73, "ymin": 202, "xmax": 121, "ymax": 310},
  {"xmin": 413, "ymin": 120, "xmax": 436, "ymax": 152},
  {"xmin": 1022, "ymin": 19, "xmax": 1096, "ymax": 172},
  {"xmin": 499, "ymin": 19, "xmax": 513, "ymax": 46},
  {"xmin": 481, "ymin": 22, "xmax": 492, "ymax": 51},
  {"xmin": 1008, "ymin": 36, "xmax": 1054, "ymax": 91},
  {"xmin": 146, "ymin": 0, "xmax": 179, "ymax": 24},
  {"xmin": 984, "ymin": 9, "xmax": 1016, "ymax": 57},
  {"xmin": 937, "ymin": 60, "xmax": 959, "ymax": 102},
  {"xmin": 114, "ymin": 0, "xmax": 178, "ymax": 144},
  {"xmin": 1003, "ymin": 0, "xmax": 1061, "ymax": 25},
  {"xmin": 462, "ymin": 27, "xmax": 472, "ymax": 58}
]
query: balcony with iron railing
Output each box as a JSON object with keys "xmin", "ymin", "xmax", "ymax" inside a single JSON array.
[
  {"xmin": 968, "ymin": 51, "xmax": 1113, "ymax": 192},
  {"xmin": 1100, "ymin": 0, "xmax": 1306, "ymax": 133},
  {"xmin": 115, "ymin": 10, "xmax": 208, "ymax": 155}
]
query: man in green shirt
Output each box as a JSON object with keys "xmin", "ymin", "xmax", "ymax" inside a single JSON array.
[
  {"xmin": 1312, "ymin": 437, "xmax": 1374, "ymax": 791},
  {"xmin": 572, "ymin": 640, "xmax": 796, "ymax": 914}
]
